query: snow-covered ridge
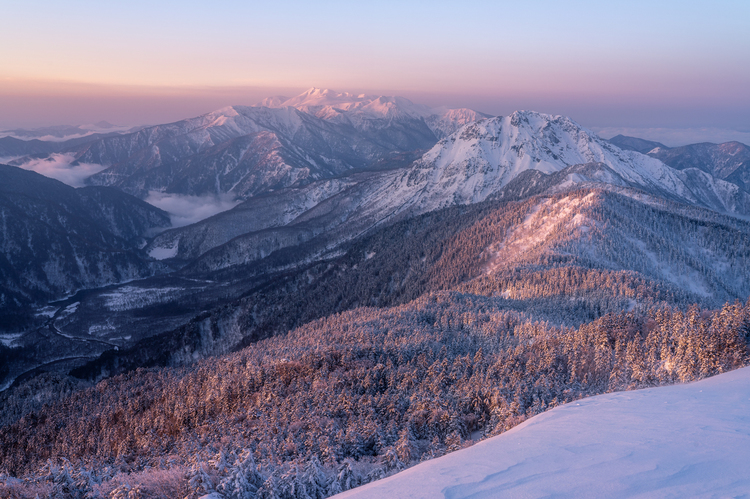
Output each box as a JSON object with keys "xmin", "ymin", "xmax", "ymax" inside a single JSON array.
[
  {"xmin": 259, "ymin": 87, "xmax": 489, "ymax": 138},
  {"xmin": 71, "ymin": 87, "xmax": 491, "ymax": 202},
  {"xmin": 266, "ymin": 88, "xmax": 432, "ymax": 119},
  {"xmin": 390, "ymin": 110, "xmax": 750, "ymax": 216},
  {"xmin": 335, "ymin": 366, "xmax": 750, "ymax": 498}
]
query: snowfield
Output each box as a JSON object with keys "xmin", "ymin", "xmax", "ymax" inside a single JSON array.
[{"xmin": 335, "ymin": 366, "xmax": 750, "ymax": 498}]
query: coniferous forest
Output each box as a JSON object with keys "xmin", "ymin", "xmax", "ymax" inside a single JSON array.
[{"xmin": 0, "ymin": 294, "xmax": 748, "ymax": 498}]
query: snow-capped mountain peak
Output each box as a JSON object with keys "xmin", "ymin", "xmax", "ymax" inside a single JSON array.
[
  {"xmin": 275, "ymin": 87, "xmax": 371, "ymax": 112},
  {"xmin": 258, "ymin": 87, "xmax": 488, "ymax": 138},
  {"xmin": 256, "ymin": 95, "xmax": 289, "ymax": 108},
  {"xmin": 393, "ymin": 110, "xmax": 750, "ymax": 216},
  {"xmin": 267, "ymin": 88, "xmax": 429, "ymax": 120}
]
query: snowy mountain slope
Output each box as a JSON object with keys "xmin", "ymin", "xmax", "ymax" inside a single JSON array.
[
  {"xmin": 649, "ymin": 141, "xmax": 750, "ymax": 191},
  {"xmin": 265, "ymin": 88, "xmax": 491, "ymax": 139},
  {"xmin": 335, "ymin": 366, "xmax": 750, "ymax": 499},
  {"xmin": 146, "ymin": 176, "xmax": 359, "ymax": 261},
  {"xmin": 611, "ymin": 136, "xmax": 750, "ymax": 193},
  {"xmin": 488, "ymin": 161, "xmax": 750, "ymax": 218},
  {"xmin": 36, "ymin": 185, "xmax": 750, "ymax": 387},
  {"xmin": 6, "ymin": 89, "xmax": 486, "ymax": 204},
  {"xmin": 424, "ymin": 107, "xmax": 493, "ymax": 139},
  {"xmin": 466, "ymin": 189, "xmax": 750, "ymax": 305},
  {"xmin": 153, "ymin": 112, "xmax": 750, "ymax": 275},
  {"xmin": 385, "ymin": 111, "xmax": 750, "ymax": 217},
  {"xmin": 179, "ymin": 168, "xmax": 406, "ymax": 273},
  {"xmin": 72, "ymin": 102, "xmax": 438, "ymax": 199}
]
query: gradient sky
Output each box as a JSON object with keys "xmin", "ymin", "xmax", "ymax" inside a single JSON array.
[{"xmin": 1, "ymin": 0, "xmax": 749, "ymax": 142}]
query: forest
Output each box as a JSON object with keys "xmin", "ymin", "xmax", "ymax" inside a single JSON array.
[{"xmin": 1, "ymin": 293, "xmax": 748, "ymax": 498}]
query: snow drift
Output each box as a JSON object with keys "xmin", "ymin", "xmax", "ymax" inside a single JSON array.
[{"xmin": 335, "ymin": 366, "xmax": 750, "ymax": 498}]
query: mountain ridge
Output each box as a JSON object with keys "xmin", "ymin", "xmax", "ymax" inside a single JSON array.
[{"xmin": 2, "ymin": 89, "xmax": 486, "ymax": 202}]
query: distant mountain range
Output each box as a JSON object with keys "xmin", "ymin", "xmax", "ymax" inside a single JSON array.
[
  {"xmin": 2, "ymin": 98, "xmax": 749, "ymax": 330},
  {"xmin": 611, "ymin": 134, "xmax": 750, "ymax": 191},
  {"xmin": 3, "ymin": 89, "xmax": 489, "ymax": 201},
  {"xmin": 0, "ymin": 121, "xmax": 131, "ymax": 140},
  {"xmin": 145, "ymin": 110, "xmax": 750, "ymax": 275}
]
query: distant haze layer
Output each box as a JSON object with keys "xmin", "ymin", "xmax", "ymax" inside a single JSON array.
[
  {"xmin": 1, "ymin": 0, "xmax": 748, "ymax": 138},
  {"xmin": 1, "ymin": 82, "xmax": 748, "ymax": 146}
]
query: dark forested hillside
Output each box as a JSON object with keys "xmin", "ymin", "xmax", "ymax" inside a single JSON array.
[{"xmin": 0, "ymin": 165, "xmax": 170, "ymax": 314}]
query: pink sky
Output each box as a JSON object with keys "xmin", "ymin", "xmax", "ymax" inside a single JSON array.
[{"xmin": 1, "ymin": 0, "xmax": 748, "ymax": 138}]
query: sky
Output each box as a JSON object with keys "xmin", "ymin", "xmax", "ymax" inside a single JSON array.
[{"xmin": 1, "ymin": 0, "xmax": 749, "ymax": 144}]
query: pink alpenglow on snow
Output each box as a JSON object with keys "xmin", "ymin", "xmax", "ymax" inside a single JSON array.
[{"xmin": 334, "ymin": 366, "xmax": 750, "ymax": 498}]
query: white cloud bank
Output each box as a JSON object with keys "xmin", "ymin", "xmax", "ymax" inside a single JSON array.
[
  {"xmin": 11, "ymin": 155, "xmax": 239, "ymax": 227},
  {"xmin": 15, "ymin": 153, "xmax": 107, "ymax": 187},
  {"xmin": 145, "ymin": 191, "xmax": 241, "ymax": 228}
]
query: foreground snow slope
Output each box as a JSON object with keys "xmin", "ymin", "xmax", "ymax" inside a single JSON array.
[{"xmin": 336, "ymin": 366, "xmax": 750, "ymax": 498}]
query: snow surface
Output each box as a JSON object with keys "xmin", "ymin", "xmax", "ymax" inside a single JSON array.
[
  {"xmin": 0, "ymin": 333, "xmax": 23, "ymax": 347},
  {"xmin": 101, "ymin": 286, "xmax": 185, "ymax": 311},
  {"xmin": 335, "ymin": 366, "xmax": 750, "ymax": 498},
  {"xmin": 148, "ymin": 242, "xmax": 179, "ymax": 260},
  {"xmin": 34, "ymin": 305, "xmax": 58, "ymax": 318},
  {"xmin": 62, "ymin": 302, "xmax": 79, "ymax": 315}
]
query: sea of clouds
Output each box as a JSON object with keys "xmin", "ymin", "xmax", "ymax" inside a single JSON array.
[
  {"xmin": 144, "ymin": 191, "xmax": 241, "ymax": 227},
  {"xmin": 13, "ymin": 154, "xmax": 239, "ymax": 226},
  {"xmin": 15, "ymin": 153, "xmax": 107, "ymax": 187}
]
